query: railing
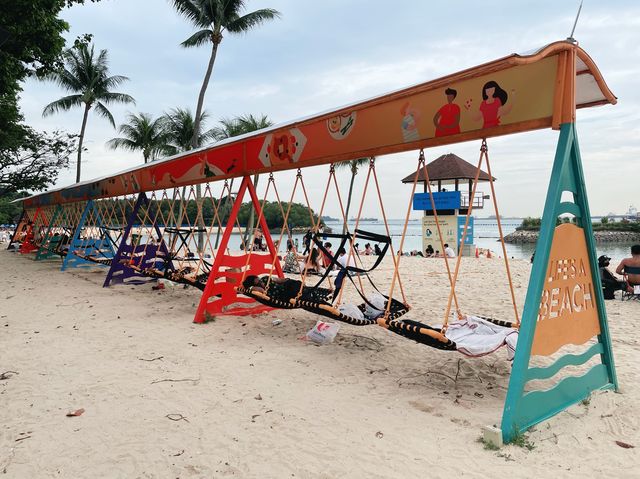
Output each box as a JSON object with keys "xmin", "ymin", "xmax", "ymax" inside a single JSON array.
[{"xmin": 460, "ymin": 191, "xmax": 486, "ymax": 209}]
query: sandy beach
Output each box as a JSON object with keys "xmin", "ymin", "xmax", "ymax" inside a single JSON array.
[{"xmin": 1, "ymin": 249, "xmax": 639, "ymax": 478}]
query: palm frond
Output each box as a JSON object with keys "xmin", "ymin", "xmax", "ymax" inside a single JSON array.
[
  {"xmin": 334, "ymin": 157, "xmax": 371, "ymax": 173},
  {"xmin": 42, "ymin": 95, "xmax": 84, "ymax": 116},
  {"xmin": 94, "ymin": 101, "xmax": 116, "ymax": 128},
  {"xmin": 171, "ymin": 0, "xmax": 211, "ymax": 28},
  {"xmin": 102, "ymin": 74, "xmax": 130, "ymax": 90},
  {"xmin": 226, "ymin": 8, "xmax": 281, "ymax": 33},
  {"xmin": 181, "ymin": 29, "xmax": 213, "ymax": 48},
  {"xmin": 106, "ymin": 137, "xmax": 138, "ymax": 151},
  {"xmin": 100, "ymin": 92, "xmax": 135, "ymax": 106}
]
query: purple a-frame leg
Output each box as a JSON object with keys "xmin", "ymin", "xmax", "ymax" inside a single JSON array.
[{"xmin": 103, "ymin": 192, "xmax": 172, "ymax": 287}]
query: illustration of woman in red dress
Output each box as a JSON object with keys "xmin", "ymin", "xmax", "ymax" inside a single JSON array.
[
  {"xmin": 433, "ymin": 88, "xmax": 461, "ymax": 137},
  {"xmin": 473, "ymin": 81, "xmax": 515, "ymax": 129}
]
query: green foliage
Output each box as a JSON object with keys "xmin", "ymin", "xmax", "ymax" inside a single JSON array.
[
  {"xmin": 162, "ymin": 108, "xmax": 215, "ymax": 152},
  {"xmin": 107, "ymin": 112, "xmax": 173, "ymax": 163},
  {"xmin": 592, "ymin": 219, "xmax": 640, "ymax": 232},
  {"xmin": 476, "ymin": 436, "xmax": 500, "ymax": 451},
  {"xmin": 212, "ymin": 114, "xmax": 273, "ymax": 141},
  {"xmin": 517, "ymin": 217, "xmax": 542, "ymax": 231},
  {"xmin": 0, "ymin": 191, "xmax": 25, "ymax": 224},
  {"xmin": 510, "ymin": 431, "xmax": 535, "ymax": 451},
  {"xmin": 0, "ymin": 128, "xmax": 77, "ymax": 193},
  {"xmin": 144, "ymin": 198, "xmax": 317, "ymax": 229},
  {"xmin": 0, "ymin": 0, "xmax": 100, "ymax": 151}
]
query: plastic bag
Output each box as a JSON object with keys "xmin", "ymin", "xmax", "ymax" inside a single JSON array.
[
  {"xmin": 306, "ymin": 321, "xmax": 340, "ymax": 344},
  {"xmin": 364, "ymin": 292, "xmax": 385, "ymax": 319},
  {"xmin": 338, "ymin": 303, "xmax": 364, "ymax": 320}
]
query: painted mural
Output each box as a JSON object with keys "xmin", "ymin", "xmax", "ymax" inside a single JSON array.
[{"xmin": 23, "ymin": 42, "xmax": 615, "ymax": 208}]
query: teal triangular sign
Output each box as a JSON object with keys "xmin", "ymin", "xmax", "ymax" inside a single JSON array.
[{"xmin": 501, "ymin": 123, "xmax": 617, "ymax": 443}]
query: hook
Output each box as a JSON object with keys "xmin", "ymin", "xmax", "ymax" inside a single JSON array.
[
  {"xmin": 480, "ymin": 139, "xmax": 488, "ymax": 153},
  {"xmin": 418, "ymin": 149, "xmax": 426, "ymax": 161}
]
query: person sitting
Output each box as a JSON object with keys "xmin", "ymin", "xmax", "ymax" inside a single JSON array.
[
  {"xmin": 425, "ymin": 244, "xmax": 434, "ymax": 257},
  {"xmin": 300, "ymin": 247, "xmax": 324, "ymax": 275},
  {"xmin": 374, "ymin": 243, "xmax": 382, "ymax": 256},
  {"xmin": 599, "ymin": 255, "xmax": 626, "ymax": 300},
  {"xmin": 283, "ymin": 243, "xmax": 300, "ymax": 273},
  {"xmin": 444, "ymin": 243, "xmax": 456, "ymax": 258},
  {"xmin": 363, "ymin": 243, "xmax": 373, "ymax": 256},
  {"xmin": 616, "ymin": 244, "xmax": 640, "ymax": 292},
  {"xmin": 333, "ymin": 247, "xmax": 357, "ymax": 299},
  {"xmin": 321, "ymin": 241, "xmax": 334, "ymax": 270}
]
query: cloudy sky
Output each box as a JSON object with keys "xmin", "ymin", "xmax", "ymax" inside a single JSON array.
[{"xmin": 18, "ymin": 0, "xmax": 640, "ymax": 219}]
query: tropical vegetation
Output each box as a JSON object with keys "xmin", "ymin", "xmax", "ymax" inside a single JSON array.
[
  {"xmin": 106, "ymin": 113, "xmax": 172, "ymax": 163},
  {"xmin": 42, "ymin": 43, "xmax": 135, "ymax": 182},
  {"xmin": 171, "ymin": 0, "xmax": 280, "ymax": 148}
]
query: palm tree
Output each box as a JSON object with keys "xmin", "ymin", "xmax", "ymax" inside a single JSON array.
[
  {"xmin": 42, "ymin": 43, "xmax": 135, "ymax": 182},
  {"xmin": 106, "ymin": 113, "xmax": 172, "ymax": 163},
  {"xmin": 162, "ymin": 107, "xmax": 215, "ymax": 153},
  {"xmin": 336, "ymin": 158, "xmax": 371, "ymax": 233},
  {"xmin": 212, "ymin": 113, "xmax": 273, "ymax": 246},
  {"xmin": 171, "ymin": 0, "xmax": 281, "ymax": 148},
  {"xmin": 161, "ymin": 107, "xmax": 216, "ymax": 233}
]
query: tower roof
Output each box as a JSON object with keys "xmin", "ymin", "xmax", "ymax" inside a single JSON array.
[{"xmin": 401, "ymin": 153, "xmax": 494, "ymax": 183}]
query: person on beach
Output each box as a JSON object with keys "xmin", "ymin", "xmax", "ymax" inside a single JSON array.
[
  {"xmin": 321, "ymin": 242, "xmax": 334, "ymax": 270},
  {"xmin": 242, "ymin": 274, "xmax": 303, "ymax": 299},
  {"xmin": 302, "ymin": 230, "xmax": 312, "ymax": 255},
  {"xmin": 425, "ymin": 244, "xmax": 434, "ymax": 257},
  {"xmin": 283, "ymin": 242, "xmax": 300, "ymax": 273},
  {"xmin": 333, "ymin": 247, "xmax": 357, "ymax": 299},
  {"xmin": 300, "ymin": 247, "xmax": 324, "ymax": 275},
  {"xmin": 616, "ymin": 244, "xmax": 640, "ymax": 290},
  {"xmin": 374, "ymin": 244, "xmax": 382, "ymax": 256},
  {"xmin": 599, "ymin": 255, "xmax": 626, "ymax": 300},
  {"xmin": 444, "ymin": 243, "xmax": 456, "ymax": 258},
  {"xmin": 363, "ymin": 243, "xmax": 373, "ymax": 255}
]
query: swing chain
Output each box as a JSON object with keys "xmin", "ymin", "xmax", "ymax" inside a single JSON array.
[
  {"xmin": 480, "ymin": 138, "xmax": 488, "ymax": 153},
  {"xmin": 329, "ymin": 164, "xmax": 335, "ymax": 174},
  {"xmin": 418, "ymin": 148, "xmax": 425, "ymax": 161},
  {"xmin": 369, "ymin": 156, "xmax": 375, "ymax": 168},
  {"xmin": 296, "ymin": 168, "xmax": 302, "ymax": 178}
]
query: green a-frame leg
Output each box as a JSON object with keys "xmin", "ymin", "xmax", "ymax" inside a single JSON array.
[{"xmin": 501, "ymin": 123, "xmax": 618, "ymax": 443}]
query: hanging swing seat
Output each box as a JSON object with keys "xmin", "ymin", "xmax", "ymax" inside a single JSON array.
[
  {"xmin": 127, "ymin": 264, "xmax": 208, "ymax": 291},
  {"xmin": 236, "ymin": 280, "xmax": 335, "ymax": 310},
  {"xmin": 378, "ymin": 314, "xmax": 518, "ymax": 355},
  {"xmin": 71, "ymin": 251, "xmax": 114, "ymax": 266},
  {"xmin": 296, "ymin": 295, "xmax": 410, "ymax": 326}
]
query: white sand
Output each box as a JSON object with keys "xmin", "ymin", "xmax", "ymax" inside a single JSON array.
[{"xmin": 1, "ymin": 249, "xmax": 639, "ymax": 478}]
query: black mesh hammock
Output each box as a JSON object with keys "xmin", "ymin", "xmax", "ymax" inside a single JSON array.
[
  {"xmin": 237, "ymin": 278, "xmax": 335, "ymax": 310},
  {"xmin": 237, "ymin": 229, "xmax": 410, "ymax": 326}
]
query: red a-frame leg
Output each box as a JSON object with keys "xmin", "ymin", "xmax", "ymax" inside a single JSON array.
[{"xmin": 193, "ymin": 176, "xmax": 284, "ymax": 323}]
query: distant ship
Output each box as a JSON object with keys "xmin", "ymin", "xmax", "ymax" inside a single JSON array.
[{"xmin": 350, "ymin": 217, "xmax": 379, "ymax": 222}]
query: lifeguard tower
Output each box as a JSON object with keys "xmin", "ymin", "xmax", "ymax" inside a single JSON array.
[{"xmin": 401, "ymin": 153, "xmax": 494, "ymax": 255}]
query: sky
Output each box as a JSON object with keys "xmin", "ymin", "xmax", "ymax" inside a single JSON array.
[{"xmin": 17, "ymin": 0, "xmax": 640, "ymax": 219}]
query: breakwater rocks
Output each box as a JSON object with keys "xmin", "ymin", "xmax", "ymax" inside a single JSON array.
[{"xmin": 504, "ymin": 230, "xmax": 640, "ymax": 244}]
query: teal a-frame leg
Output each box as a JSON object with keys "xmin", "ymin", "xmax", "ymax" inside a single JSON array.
[
  {"xmin": 61, "ymin": 200, "xmax": 115, "ymax": 271},
  {"xmin": 501, "ymin": 123, "xmax": 618, "ymax": 443},
  {"xmin": 34, "ymin": 205, "xmax": 63, "ymax": 261}
]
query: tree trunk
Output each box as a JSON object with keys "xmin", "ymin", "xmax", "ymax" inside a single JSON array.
[
  {"xmin": 343, "ymin": 168, "xmax": 357, "ymax": 234},
  {"xmin": 191, "ymin": 37, "xmax": 220, "ymax": 251},
  {"xmin": 191, "ymin": 39, "xmax": 220, "ymax": 149},
  {"xmin": 243, "ymin": 174, "xmax": 260, "ymax": 248},
  {"xmin": 76, "ymin": 103, "xmax": 91, "ymax": 183},
  {"xmin": 214, "ymin": 177, "xmax": 234, "ymax": 249}
]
